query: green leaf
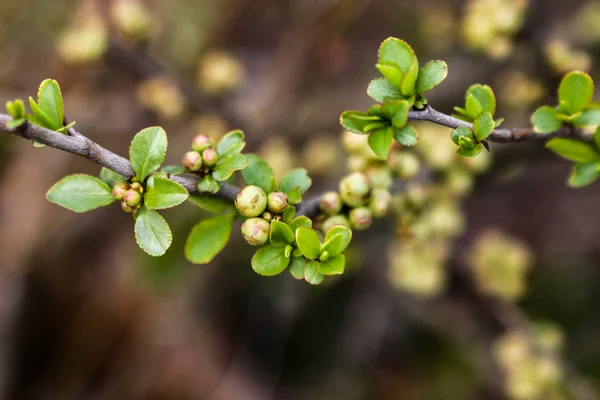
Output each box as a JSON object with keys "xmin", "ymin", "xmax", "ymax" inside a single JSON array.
[
  {"xmin": 270, "ymin": 220, "xmax": 295, "ymax": 247},
  {"xmin": 144, "ymin": 175, "xmax": 188, "ymax": 210},
  {"xmin": 197, "ymin": 175, "xmax": 221, "ymax": 194},
  {"xmin": 318, "ymin": 254, "xmax": 345, "ymax": 276},
  {"xmin": 595, "ymin": 127, "xmax": 600, "ymax": 151},
  {"xmin": 400, "ymin": 58, "xmax": 419, "ymax": 97},
  {"xmin": 46, "ymin": 174, "xmax": 115, "ymax": 213},
  {"xmin": 161, "ymin": 165, "xmax": 187, "ymax": 175},
  {"xmin": 323, "ymin": 226, "xmax": 352, "ymax": 256},
  {"xmin": 473, "ymin": 111, "xmax": 495, "ymax": 141},
  {"xmin": 569, "ymin": 162, "xmax": 600, "ymax": 188},
  {"xmin": 376, "ymin": 62, "xmax": 404, "ymax": 89},
  {"xmin": 467, "ymin": 84, "xmax": 496, "ymax": 115},
  {"xmin": 393, "ymin": 124, "xmax": 418, "ymax": 146},
  {"xmin": 251, "ymin": 245, "xmax": 291, "ymax": 276},
  {"xmin": 378, "ymin": 38, "xmax": 417, "ymax": 74},
  {"xmin": 573, "ymin": 108, "xmax": 600, "ymax": 128},
  {"xmin": 286, "ymin": 187, "xmax": 302, "ymax": 205},
  {"xmin": 283, "ymin": 206, "xmax": 296, "ymax": 223},
  {"xmin": 304, "ymin": 260, "xmax": 324, "ymax": 285},
  {"xmin": 532, "ymin": 106, "xmax": 563, "ymax": 134},
  {"xmin": 242, "ymin": 154, "xmax": 276, "ymax": 193},
  {"xmin": 185, "ymin": 213, "xmax": 234, "ymax": 264},
  {"xmin": 6, "ymin": 118, "xmax": 26, "ymax": 128},
  {"xmin": 129, "ymin": 126, "xmax": 168, "ymax": 180},
  {"xmin": 465, "ymin": 93, "xmax": 484, "ymax": 119},
  {"xmin": 457, "ymin": 143, "xmax": 483, "ymax": 158},
  {"xmin": 212, "ymin": 153, "xmax": 247, "ymax": 181},
  {"xmin": 289, "ymin": 216, "xmax": 312, "ymax": 233},
  {"xmin": 340, "ymin": 111, "xmax": 383, "ymax": 134},
  {"xmin": 368, "ymin": 127, "xmax": 394, "ymax": 160},
  {"xmin": 99, "ymin": 168, "xmax": 127, "ymax": 188},
  {"xmin": 558, "ymin": 71, "xmax": 594, "ymax": 115},
  {"xmin": 289, "ymin": 256, "xmax": 307, "ymax": 280},
  {"xmin": 546, "ymin": 138, "xmax": 600, "ymax": 163},
  {"xmin": 295, "ymin": 227, "xmax": 321, "ymax": 260},
  {"xmin": 188, "ymin": 195, "xmax": 235, "ymax": 213},
  {"xmin": 28, "ymin": 97, "xmax": 57, "ymax": 130},
  {"xmin": 416, "ymin": 60, "xmax": 448, "ymax": 95},
  {"xmin": 280, "ymin": 169, "xmax": 312, "ymax": 194},
  {"xmin": 382, "ymin": 99, "xmax": 410, "ymax": 128},
  {"xmin": 6, "ymin": 99, "xmax": 25, "ymax": 119},
  {"xmin": 367, "ymin": 78, "xmax": 404, "ymax": 102},
  {"xmin": 451, "ymin": 126, "xmax": 475, "ymax": 145},
  {"xmin": 217, "ymin": 130, "xmax": 245, "ymax": 157},
  {"xmin": 135, "ymin": 207, "xmax": 172, "ymax": 257},
  {"xmin": 36, "ymin": 79, "xmax": 64, "ymax": 131}
]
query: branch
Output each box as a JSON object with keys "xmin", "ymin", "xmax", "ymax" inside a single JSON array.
[{"xmin": 408, "ymin": 106, "xmax": 592, "ymax": 143}]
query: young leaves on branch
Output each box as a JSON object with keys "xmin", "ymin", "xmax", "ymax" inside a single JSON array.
[{"xmin": 546, "ymin": 128, "xmax": 600, "ymax": 188}]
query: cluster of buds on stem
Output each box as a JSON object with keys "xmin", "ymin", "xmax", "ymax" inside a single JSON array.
[
  {"xmin": 112, "ymin": 180, "xmax": 144, "ymax": 213},
  {"xmin": 236, "ymin": 186, "xmax": 291, "ymax": 246},
  {"xmin": 182, "ymin": 134, "xmax": 219, "ymax": 173}
]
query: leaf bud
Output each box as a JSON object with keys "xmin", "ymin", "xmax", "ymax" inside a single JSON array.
[
  {"xmin": 339, "ymin": 172, "xmax": 372, "ymax": 207},
  {"xmin": 320, "ymin": 191, "xmax": 343, "ymax": 216},
  {"xmin": 191, "ymin": 134, "xmax": 212, "ymax": 152},
  {"xmin": 262, "ymin": 211, "xmax": 273, "ymax": 222},
  {"xmin": 321, "ymin": 215, "xmax": 351, "ymax": 234},
  {"xmin": 123, "ymin": 190, "xmax": 142, "ymax": 208},
  {"xmin": 267, "ymin": 191, "xmax": 288, "ymax": 214},
  {"xmin": 319, "ymin": 251, "xmax": 330, "ymax": 262},
  {"xmin": 202, "ymin": 148, "xmax": 218, "ymax": 167},
  {"xmin": 112, "ymin": 182, "xmax": 129, "ymax": 200},
  {"xmin": 182, "ymin": 151, "xmax": 203, "ymax": 171},
  {"xmin": 121, "ymin": 201, "xmax": 136, "ymax": 213},
  {"xmin": 130, "ymin": 181, "xmax": 144, "ymax": 194},
  {"xmin": 235, "ymin": 185, "xmax": 268, "ymax": 217},
  {"xmin": 369, "ymin": 189, "xmax": 392, "ymax": 218},
  {"xmin": 241, "ymin": 217, "xmax": 270, "ymax": 246},
  {"xmin": 349, "ymin": 207, "xmax": 373, "ymax": 230}
]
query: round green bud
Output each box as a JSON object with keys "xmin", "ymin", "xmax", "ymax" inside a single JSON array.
[
  {"xmin": 202, "ymin": 148, "xmax": 218, "ymax": 167},
  {"xmin": 182, "ymin": 151, "xmax": 203, "ymax": 171},
  {"xmin": 262, "ymin": 211, "xmax": 273, "ymax": 222},
  {"xmin": 112, "ymin": 182, "xmax": 129, "ymax": 200},
  {"xmin": 319, "ymin": 251, "xmax": 330, "ymax": 262},
  {"xmin": 130, "ymin": 181, "xmax": 144, "ymax": 194},
  {"xmin": 369, "ymin": 189, "xmax": 392, "ymax": 218},
  {"xmin": 123, "ymin": 189, "xmax": 142, "ymax": 208},
  {"xmin": 366, "ymin": 165, "xmax": 393, "ymax": 190},
  {"xmin": 191, "ymin": 134, "xmax": 212, "ymax": 152},
  {"xmin": 267, "ymin": 191, "xmax": 289, "ymax": 214},
  {"xmin": 241, "ymin": 217, "xmax": 270, "ymax": 246},
  {"xmin": 111, "ymin": 0, "xmax": 152, "ymax": 39},
  {"xmin": 349, "ymin": 207, "xmax": 372, "ymax": 230},
  {"xmin": 320, "ymin": 191, "xmax": 342, "ymax": 216},
  {"xmin": 339, "ymin": 172, "xmax": 372, "ymax": 207},
  {"xmin": 235, "ymin": 185, "xmax": 268, "ymax": 217},
  {"xmin": 121, "ymin": 200, "xmax": 136, "ymax": 213},
  {"xmin": 389, "ymin": 152, "xmax": 420, "ymax": 179},
  {"xmin": 321, "ymin": 215, "xmax": 351, "ymax": 234}
]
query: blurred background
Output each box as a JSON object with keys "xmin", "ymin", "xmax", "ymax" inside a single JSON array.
[{"xmin": 1, "ymin": 0, "xmax": 600, "ymax": 398}]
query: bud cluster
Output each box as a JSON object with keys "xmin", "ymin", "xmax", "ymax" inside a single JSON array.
[
  {"xmin": 236, "ymin": 186, "xmax": 291, "ymax": 246},
  {"xmin": 182, "ymin": 134, "xmax": 219, "ymax": 173},
  {"xmin": 112, "ymin": 181, "xmax": 144, "ymax": 213}
]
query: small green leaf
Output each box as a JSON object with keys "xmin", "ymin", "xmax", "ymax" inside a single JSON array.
[
  {"xmin": 416, "ymin": 60, "xmax": 448, "ymax": 95},
  {"xmin": 99, "ymin": 168, "xmax": 127, "ymax": 188},
  {"xmin": 368, "ymin": 127, "xmax": 394, "ymax": 160},
  {"xmin": 251, "ymin": 245, "xmax": 291, "ymax": 276},
  {"xmin": 400, "ymin": 58, "xmax": 419, "ymax": 97},
  {"xmin": 378, "ymin": 38, "xmax": 417, "ymax": 74},
  {"xmin": 144, "ymin": 175, "xmax": 188, "ymax": 210},
  {"xmin": 28, "ymin": 97, "xmax": 57, "ymax": 129},
  {"xmin": 185, "ymin": 213, "xmax": 234, "ymax": 264},
  {"xmin": 212, "ymin": 153, "xmax": 247, "ymax": 181},
  {"xmin": 451, "ymin": 126, "xmax": 474, "ymax": 145},
  {"xmin": 6, "ymin": 99, "xmax": 25, "ymax": 119},
  {"xmin": 217, "ymin": 130, "xmax": 245, "ymax": 157},
  {"xmin": 289, "ymin": 216, "xmax": 312, "ymax": 233},
  {"xmin": 6, "ymin": 118, "xmax": 26, "ymax": 128},
  {"xmin": 295, "ymin": 227, "xmax": 321, "ymax": 260},
  {"xmin": 242, "ymin": 154, "xmax": 276, "ymax": 193},
  {"xmin": 286, "ymin": 187, "xmax": 303, "ymax": 205},
  {"xmin": 573, "ymin": 108, "xmax": 600, "ymax": 128},
  {"xmin": 135, "ymin": 206, "xmax": 172, "ymax": 257},
  {"xmin": 304, "ymin": 260, "xmax": 324, "ymax": 285},
  {"xmin": 46, "ymin": 174, "xmax": 115, "ymax": 213},
  {"xmin": 270, "ymin": 220, "xmax": 295, "ymax": 247},
  {"xmin": 467, "ymin": 84, "xmax": 496, "ymax": 115},
  {"xmin": 188, "ymin": 195, "xmax": 234, "ymax": 213},
  {"xmin": 376, "ymin": 62, "xmax": 404, "ymax": 89},
  {"xmin": 318, "ymin": 254, "xmax": 345, "ymax": 276},
  {"xmin": 465, "ymin": 93, "xmax": 484, "ymax": 119},
  {"xmin": 569, "ymin": 162, "xmax": 600, "ymax": 188},
  {"xmin": 129, "ymin": 126, "xmax": 168, "ymax": 180},
  {"xmin": 595, "ymin": 127, "xmax": 600, "ymax": 151},
  {"xmin": 393, "ymin": 124, "xmax": 418, "ymax": 146},
  {"xmin": 323, "ymin": 226, "xmax": 352, "ymax": 256},
  {"xmin": 532, "ymin": 106, "xmax": 563, "ymax": 134},
  {"xmin": 36, "ymin": 79, "xmax": 64, "ymax": 131},
  {"xmin": 457, "ymin": 143, "xmax": 483, "ymax": 158},
  {"xmin": 283, "ymin": 206, "xmax": 296, "ymax": 223},
  {"xmin": 495, "ymin": 118, "xmax": 505, "ymax": 128},
  {"xmin": 546, "ymin": 138, "xmax": 600, "ymax": 163},
  {"xmin": 197, "ymin": 175, "xmax": 221, "ymax": 194},
  {"xmin": 473, "ymin": 111, "xmax": 495, "ymax": 141},
  {"xmin": 558, "ymin": 71, "xmax": 594, "ymax": 115},
  {"xmin": 382, "ymin": 99, "xmax": 410, "ymax": 128},
  {"xmin": 280, "ymin": 169, "xmax": 312, "ymax": 194},
  {"xmin": 340, "ymin": 111, "xmax": 383, "ymax": 134},
  {"xmin": 161, "ymin": 165, "xmax": 187, "ymax": 175},
  {"xmin": 289, "ymin": 256, "xmax": 307, "ymax": 280},
  {"xmin": 367, "ymin": 78, "xmax": 404, "ymax": 102}
]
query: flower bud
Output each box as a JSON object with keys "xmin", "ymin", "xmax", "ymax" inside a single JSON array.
[
  {"xmin": 202, "ymin": 148, "xmax": 218, "ymax": 167},
  {"xmin": 130, "ymin": 182, "xmax": 144, "ymax": 194},
  {"xmin": 110, "ymin": 0, "xmax": 152, "ymax": 39},
  {"xmin": 123, "ymin": 190, "xmax": 142, "ymax": 208},
  {"xmin": 235, "ymin": 185, "xmax": 268, "ymax": 217},
  {"xmin": 262, "ymin": 211, "xmax": 273, "ymax": 222},
  {"xmin": 112, "ymin": 182, "xmax": 129, "ymax": 200},
  {"xmin": 267, "ymin": 191, "xmax": 288, "ymax": 214},
  {"xmin": 241, "ymin": 218, "xmax": 270, "ymax": 246},
  {"xmin": 339, "ymin": 172, "xmax": 371, "ymax": 207},
  {"xmin": 321, "ymin": 215, "xmax": 351, "ymax": 234},
  {"xmin": 121, "ymin": 201, "xmax": 136, "ymax": 213},
  {"xmin": 320, "ymin": 191, "xmax": 342, "ymax": 216},
  {"xmin": 191, "ymin": 134, "xmax": 212, "ymax": 153},
  {"xmin": 389, "ymin": 152, "xmax": 420, "ymax": 179},
  {"xmin": 349, "ymin": 207, "xmax": 372, "ymax": 230},
  {"xmin": 369, "ymin": 189, "xmax": 392, "ymax": 218},
  {"xmin": 366, "ymin": 165, "xmax": 393, "ymax": 190},
  {"xmin": 182, "ymin": 151, "xmax": 203, "ymax": 171}
]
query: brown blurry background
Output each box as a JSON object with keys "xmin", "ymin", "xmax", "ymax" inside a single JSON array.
[{"xmin": 1, "ymin": 0, "xmax": 600, "ymax": 399}]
